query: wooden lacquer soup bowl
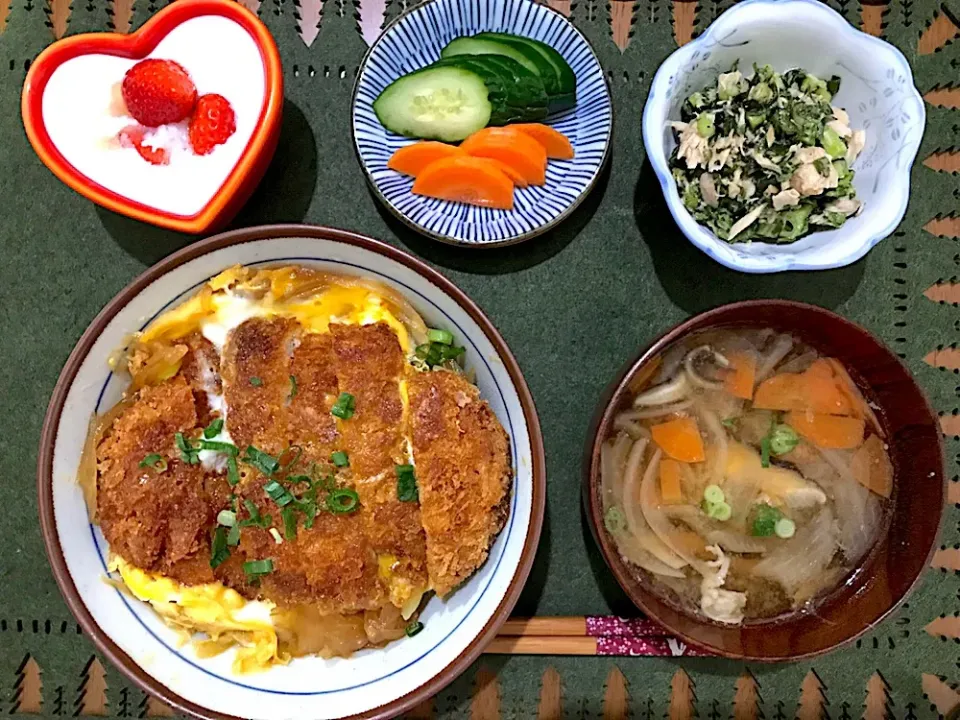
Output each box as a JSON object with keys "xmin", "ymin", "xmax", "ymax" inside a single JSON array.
[{"xmin": 583, "ymin": 300, "xmax": 944, "ymax": 661}]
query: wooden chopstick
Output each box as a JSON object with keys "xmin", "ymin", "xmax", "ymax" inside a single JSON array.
[
  {"xmin": 486, "ymin": 635, "xmax": 599, "ymax": 655},
  {"xmin": 498, "ymin": 617, "xmax": 588, "ymax": 637}
]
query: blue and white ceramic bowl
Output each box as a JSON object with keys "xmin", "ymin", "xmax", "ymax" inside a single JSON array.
[
  {"xmin": 38, "ymin": 226, "xmax": 546, "ymax": 720},
  {"xmin": 642, "ymin": 0, "xmax": 925, "ymax": 273},
  {"xmin": 352, "ymin": 0, "xmax": 612, "ymax": 246}
]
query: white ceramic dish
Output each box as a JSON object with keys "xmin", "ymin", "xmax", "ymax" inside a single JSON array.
[
  {"xmin": 37, "ymin": 226, "xmax": 545, "ymax": 720},
  {"xmin": 642, "ymin": 0, "xmax": 925, "ymax": 273}
]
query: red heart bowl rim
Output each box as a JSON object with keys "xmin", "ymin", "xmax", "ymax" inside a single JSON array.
[{"xmin": 20, "ymin": 0, "xmax": 283, "ymax": 234}]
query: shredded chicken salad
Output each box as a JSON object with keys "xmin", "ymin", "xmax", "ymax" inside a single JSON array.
[{"xmin": 667, "ymin": 63, "xmax": 866, "ymax": 244}]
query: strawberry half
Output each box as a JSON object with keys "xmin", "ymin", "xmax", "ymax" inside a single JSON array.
[
  {"xmin": 188, "ymin": 94, "xmax": 237, "ymax": 156},
  {"xmin": 122, "ymin": 59, "xmax": 197, "ymax": 127},
  {"xmin": 118, "ymin": 125, "xmax": 170, "ymax": 166}
]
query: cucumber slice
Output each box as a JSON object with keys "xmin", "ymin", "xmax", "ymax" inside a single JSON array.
[
  {"xmin": 441, "ymin": 36, "xmax": 561, "ymax": 99},
  {"xmin": 475, "ymin": 32, "xmax": 576, "ymax": 110},
  {"xmin": 373, "ymin": 65, "xmax": 493, "ymax": 142},
  {"xmin": 434, "ymin": 55, "xmax": 548, "ymax": 123}
]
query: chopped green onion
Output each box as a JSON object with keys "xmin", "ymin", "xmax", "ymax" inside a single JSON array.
[
  {"xmin": 707, "ymin": 501, "xmax": 732, "ymax": 522},
  {"xmin": 427, "ymin": 328, "xmax": 454, "ymax": 345},
  {"xmin": 768, "ymin": 424, "xmax": 799, "ymax": 456},
  {"xmin": 269, "ymin": 528, "xmax": 283, "ymax": 544},
  {"xmin": 331, "ymin": 451, "xmax": 350, "ymax": 468},
  {"xmin": 210, "ymin": 527, "xmax": 230, "ymax": 569},
  {"xmin": 396, "ymin": 464, "xmax": 418, "ymax": 503},
  {"xmin": 751, "ymin": 503, "xmax": 783, "ymax": 537},
  {"xmin": 721, "ymin": 418, "xmax": 738, "ymax": 430},
  {"xmin": 139, "ymin": 454, "xmax": 168, "ymax": 472},
  {"xmin": 264, "ymin": 480, "xmax": 295, "ymax": 507},
  {"xmin": 243, "ymin": 559, "xmax": 274, "ymax": 578},
  {"xmin": 226, "ymin": 525, "xmax": 241, "ymax": 546},
  {"xmin": 288, "ymin": 374, "xmax": 298, "ymax": 402},
  {"xmin": 604, "ymin": 506, "xmax": 626, "ymax": 534},
  {"xmin": 331, "ymin": 392, "xmax": 356, "ymax": 420},
  {"xmin": 203, "ymin": 418, "xmax": 224, "ymax": 439},
  {"xmin": 242, "ymin": 445, "xmax": 280, "ymax": 477},
  {"xmin": 302, "ymin": 502, "xmax": 319, "ymax": 529},
  {"xmin": 199, "ymin": 439, "xmax": 239, "ymax": 456},
  {"xmin": 775, "ymin": 517, "xmax": 796, "ymax": 539},
  {"xmin": 414, "ymin": 342, "xmax": 465, "ymax": 369},
  {"xmin": 405, "ymin": 621, "xmax": 424, "ymax": 637},
  {"xmin": 217, "ymin": 510, "xmax": 237, "ymax": 527},
  {"xmin": 760, "ymin": 437, "xmax": 771, "ymax": 468},
  {"xmin": 242, "ymin": 498, "xmax": 271, "ymax": 528},
  {"xmin": 249, "ymin": 376, "xmax": 263, "ymax": 387},
  {"xmin": 175, "ymin": 433, "xmax": 199, "ymax": 465},
  {"xmin": 327, "ymin": 488, "xmax": 360, "ymax": 514},
  {"xmin": 282, "ymin": 505, "xmax": 298, "ymax": 541},
  {"xmin": 227, "ymin": 456, "xmax": 240, "ymax": 486},
  {"xmin": 703, "ymin": 485, "xmax": 725, "ymax": 505},
  {"xmin": 287, "ymin": 474, "xmax": 312, "ymax": 486}
]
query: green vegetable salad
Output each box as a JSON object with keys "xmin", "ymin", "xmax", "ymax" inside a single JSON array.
[{"xmin": 668, "ymin": 63, "xmax": 866, "ymax": 244}]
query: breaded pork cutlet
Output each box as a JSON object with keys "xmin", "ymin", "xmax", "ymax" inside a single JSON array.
[
  {"xmin": 95, "ymin": 374, "xmax": 230, "ymax": 585},
  {"xmin": 407, "ymin": 369, "xmax": 512, "ymax": 596}
]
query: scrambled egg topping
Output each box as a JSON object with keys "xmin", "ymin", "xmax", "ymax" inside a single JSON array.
[
  {"xmin": 108, "ymin": 266, "xmax": 428, "ymax": 673},
  {"xmin": 111, "ymin": 556, "xmax": 287, "ymax": 674}
]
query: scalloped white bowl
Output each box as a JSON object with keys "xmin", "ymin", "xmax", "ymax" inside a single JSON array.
[{"xmin": 642, "ymin": 0, "xmax": 925, "ymax": 274}]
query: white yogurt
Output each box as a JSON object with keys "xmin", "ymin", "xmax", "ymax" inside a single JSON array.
[{"xmin": 42, "ymin": 15, "xmax": 266, "ymax": 217}]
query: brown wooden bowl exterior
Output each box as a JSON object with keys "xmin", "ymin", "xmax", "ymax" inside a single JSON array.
[{"xmin": 583, "ymin": 300, "xmax": 945, "ymax": 661}]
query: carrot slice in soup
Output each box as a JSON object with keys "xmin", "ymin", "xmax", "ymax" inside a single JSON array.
[
  {"xmin": 804, "ymin": 358, "xmax": 836, "ymax": 380},
  {"xmin": 411, "ymin": 156, "xmax": 515, "ymax": 210},
  {"xmin": 784, "ymin": 411, "xmax": 865, "ymax": 450},
  {"xmin": 651, "ymin": 417, "xmax": 705, "ymax": 462},
  {"xmin": 723, "ymin": 350, "xmax": 757, "ymax": 400},
  {"xmin": 826, "ymin": 358, "xmax": 885, "ymax": 437},
  {"xmin": 387, "ymin": 141, "xmax": 463, "ymax": 177},
  {"xmin": 659, "ymin": 458, "xmax": 684, "ymax": 504},
  {"xmin": 753, "ymin": 368, "xmax": 854, "ymax": 415},
  {"xmin": 851, "ymin": 434, "xmax": 893, "ymax": 498},
  {"xmin": 511, "ymin": 123, "xmax": 576, "ymax": 160},
  {"xmin": 460, "ymin": 127, "xmax": 548, "ymax": 185}
]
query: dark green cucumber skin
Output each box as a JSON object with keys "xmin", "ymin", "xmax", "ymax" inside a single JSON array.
[
  {"xmin": 441, "ymin": 36, "xmax": 561, "ymax": 98},
  {"xmin": 475, "ymin": 32, "xmax": 577, "ymax": 100},
  {"xmin": 435, "ymin": 55, "xmax": 548, "ymax": 122}
]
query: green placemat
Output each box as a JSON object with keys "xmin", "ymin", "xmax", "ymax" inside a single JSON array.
[{"xmin": 1, "ymin": 0, "xmax": 959, "ymax": 715}]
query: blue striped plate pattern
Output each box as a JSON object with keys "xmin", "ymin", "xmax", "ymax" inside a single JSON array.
[{"xmin": 352, "ymin": 0, "xmax": 612, "ymax": 246}]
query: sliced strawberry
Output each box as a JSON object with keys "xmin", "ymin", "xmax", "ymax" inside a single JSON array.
[
  {"xmin": 122, "ymin": 59, "xmax": 197, "ymax": 127},
  {"xmin": 188, "ymin": 94, "xmax": 237, "ymax": 156},
  {"xmin": 118, "ymin": 125, "xmax": 170, "ymax": 166}
]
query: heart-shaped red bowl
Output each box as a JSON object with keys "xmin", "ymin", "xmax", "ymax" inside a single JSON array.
[{"xmin": 21, "ymin": 0, "xmax": 283, "ymax": 234}]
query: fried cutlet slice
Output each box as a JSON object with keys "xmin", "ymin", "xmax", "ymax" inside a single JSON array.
[
  {"xmin": 96, "ymin": 375, "xmax": 230, "ymax": 581},
  {"xmin": 407, "ymin": 369, "xmax": 512, "ymax": 597},
  {"xmin": 330, "ymin": 323, "xmax": 429, "ymax": 606}
]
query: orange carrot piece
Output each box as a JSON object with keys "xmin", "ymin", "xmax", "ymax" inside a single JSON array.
[
  {"xmin": 387, "ymin": 141, "xmax": 463, "ymax": 177},
  {"xmin": 411, "ymin": 156, "xmax": 515, "ymax": 210},
  {"xmin": 671, "ymin": 529, "xmax": 708, "ymax": 558},
  {"xmin": 511, "ymin": 123, "xmax": 576, "ymax": 160},
  {"xmin": 659, "ymin": 458, "xmax": 684, "ymax": 504},
  {"xmin": 460, "ymin": 127, "xmax": 548, "ymax": 185},
  {"xmin": 804, "ymin": 358, "xmax": 836, "ymax": 380},
  {"xmin": 851, "ymin": 434, "xmax": 893, "ymax": 498},
  {"xmin": 488, "ymin": 159, "xmax": 528, "ymax": 188},
  {"xmin": 826, "ymin": 358, "xmax": 885, "ymax": 438},
  {"xmin": 723, "ymin": 350, "xmax": 757, "ymax": 400},
  {"xmin": 784, "ymin": 411, "xmax": 865, "ymax": 450},
  {"xmin": 651, "ymin": 417, "xmax": 706, "ymax": 463},
  {"xmin": 753, "ymin": 367, "xmax": 854, "ymax": 416}
]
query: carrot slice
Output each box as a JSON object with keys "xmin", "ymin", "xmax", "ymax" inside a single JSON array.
[
  {"xmin": 387, "ymin": 141, "xmax": 463, "ymax": 177},
  {"xmin": 804, "ymin": 358, "xmax": 836, "ymax": 380},
  {"xmin": 651, "ymin": 417, "xmax": 706, "ymax": 463},
  {"xmin": 659, "ymin": 458, "xmax": 684, "ymax": 504},
  {"xmin": 511, "ymin": 123, "xmax": 576, "ymax": 160},
  {"xmin": 753, "ymin": 367, "xmax": 854, "ymax": 415},
  {"xmin": 826, "ymin": 358, "xmax": 885, "ymax": 438},
  {"xmin": 412, "ymin": 156, "xmax": 515, "ymax": 210},
  {"xmin": 784, "ymin": 411, "xmax": 865, "ymax": 450},
  {"xmin": 487, "ymin": 159, "xmax": 528, "ymax": 188},
  {"xmin": 723, "ymin": 350, "xmax": 757, "ymax": 400},
  {"xmin": 851, "ymin": 434, "xmax": 893, "ymax": 498},
  {"xmin": 460, "ymin": 127, "xmax": 548, "ymax": 186}
]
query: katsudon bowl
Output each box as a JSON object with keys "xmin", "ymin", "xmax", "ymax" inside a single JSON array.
[{"xmin": 37, "ymin": 225, "xmax": 545, "ymax": 720}]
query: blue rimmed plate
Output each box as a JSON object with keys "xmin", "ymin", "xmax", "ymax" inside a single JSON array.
[{"xmin": 352, "ymin": 0, "xmax": 612, "ymax": 247}]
